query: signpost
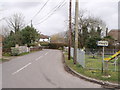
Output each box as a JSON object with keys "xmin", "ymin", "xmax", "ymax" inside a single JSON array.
[
  {"xmin": 97, "ymin": 41, "xmax": 108, "ymax": 74},
  {"xmin": 97, "ymin": 41, "xmax": 108, "ymax": 47}
]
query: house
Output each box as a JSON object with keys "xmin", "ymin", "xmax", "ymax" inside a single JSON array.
[
  {"xmin": 108, "ymin": 29, "xmax": 120, "ymax": 41},
  {"xmin": 108, "ymin": 29, "xmax": 120, "ymax": 47},
  {"xmin": 0, "ymin": 35, "xmax": 2, "ymax": 59},
  {"xmin": 39, "ymin": 34, "xmax": 50, "ymax": 42}
]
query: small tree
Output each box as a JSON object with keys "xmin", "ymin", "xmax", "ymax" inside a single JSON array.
[
  {"xmin": 21, "ymin": 26, "xmax": 40, "ymax": 46},
  {"xmin": 3, "ymin": 31, "xmax": 23, "ymax": 49},
  {"xmin": 86, "ymin": 36, "xmax": 101, "ymax": 58}
]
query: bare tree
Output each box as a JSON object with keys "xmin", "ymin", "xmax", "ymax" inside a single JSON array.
[
  {"xmin": 51, "ymin": 32, "xmax": 66, "ymax": 43},
  {"xmin": 6, "ymin": 13, "xmax": 25, "ymax": 33},
  {"xmin": 2, "ymin": 25, "xmax": 10, "ymax": 37},
  {"xmin": 71, "ymin": 10, "xmax": 106, "ymax": 48}
]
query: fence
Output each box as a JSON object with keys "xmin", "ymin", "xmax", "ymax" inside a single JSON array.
[
  {"xmin": 71, "ymin": 48, "xmax": 85, "ymax": 68},
  {"xmin": 11, "ymin": 45, "xmax": 30, "ymax": 54},
  {"xmin": 85, "ymin": 49, "xmax": 119, "ymax": 71},
  {"xmin": 85, "ymin": 49, "xmax": 119, "ymax": 55},
  {"xmin": 70, "ymin": 48, "xmax": 119, "ymax": 71}
]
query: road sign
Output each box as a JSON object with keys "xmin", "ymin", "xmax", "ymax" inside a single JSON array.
[
  {"xmin": 97, "ymin": 41, "xmax": 108, "ymax": 74},
  {"xmin": 97, "ymin": 41, "xmax": 108, "ymax": 46}
]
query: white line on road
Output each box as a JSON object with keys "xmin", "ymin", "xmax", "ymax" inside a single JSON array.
[
  {"xmin": 35, "ymin": 56, "xmax": 43, "ymax": 61},
  {"xmin": 12, "ymin": 63, "xmax": 32, "ymax": 75},
  {"xmin": 45, "ymin": 52, "xmax": 49, "ymax": 55},
  {"xmin": 12, "ymin": 51, "xmax": 50, "ymax": 75}
]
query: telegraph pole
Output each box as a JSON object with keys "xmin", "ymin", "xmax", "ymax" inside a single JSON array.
[
  {"xmin": 74, "ymin": 0, "xmax": 79, "ymax": 64},
  {"xmin": 31, "ymin": 20, "xmax": 33, "ymax": 27},
  {"xmin": 68, "ymin": 0, "xmax": 72, "ymax": 60}
]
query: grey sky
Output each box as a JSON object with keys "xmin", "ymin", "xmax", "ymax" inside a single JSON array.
[{"xmin": 0, "ymin": 0, "xmax": 119, "ymax": 35}]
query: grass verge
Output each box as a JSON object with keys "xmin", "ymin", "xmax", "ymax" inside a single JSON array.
[
  {"xmin": 64, "ymin": 52, "xmax": 119, "ymax": 83},
  {"xmin": 2, "ymin": 50, "xmax": 42, "ymax": 62}
]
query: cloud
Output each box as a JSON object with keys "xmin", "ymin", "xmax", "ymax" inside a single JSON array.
[
  {"xmin": 81, "ymin": 2, "xmax": 118, "ymax": 30},
  {"xmin": 1, "ymin": 0, "xmax": 119, "ymax": 35},
  {"xmin": 0, "ymin": 2, "xmax": 41, "ymax": 10}
]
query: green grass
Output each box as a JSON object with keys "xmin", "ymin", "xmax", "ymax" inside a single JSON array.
[
  {"xmin": 1, "ymin": 52, "xmax": 30, "ymax": 62},
  {"xmin": 64, "ymin": 53, "xmax": 119, "ymax": 83},
  {"xmin": 3, "ymin": 52, "xmax": 30, "ymax": 57},
  {"xmin": 19, "ymin": 52, "xmax": 30, "ymax": 56},
  {"xmin": 3, "ymin": 53, "xmax": 11, "ymax": 56},
  {"xmin": 0, "ymin": 58, "xmax": 10, "ymax": 62},
  {"xmin": 2, "ymin": 50, "xmax": 42, "ymax": 62},
  {"xmin": 85, "ymin": 54, "xmax": 118, "ymax": 71}
]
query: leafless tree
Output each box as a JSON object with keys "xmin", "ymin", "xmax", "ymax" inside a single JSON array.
[
  {"xmin": 6, "ymin": 13, "xmax": 25, "ymax": 33},
  {"xmin": 70, "ymin": 10, "xmax": 107, "ymax": 48},
  {"xmin": 2, "ymin": 25, "xmax": 10, "ymax": 37},
  {"xmin": 78, "ymin": 10, "xmax": 106, "ymax": 33}
]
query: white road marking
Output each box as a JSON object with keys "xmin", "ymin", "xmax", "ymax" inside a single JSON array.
[
  {"xmin": 35, "ymin": 56, "xmax": 43, "ymax": 61},
  {"xmin": 12, "ymin": 63, "xmax": 32, "ymax": 75},
  {"xmin": 45, "ymin": 52, "xmax": 49, "ymax": 55},
  {"xmin": 12, "ymin": 51, "xmax": 50, "ymax": 75}
]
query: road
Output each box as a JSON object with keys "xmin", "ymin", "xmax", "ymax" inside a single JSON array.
[{"xmin": 2, "ymin": 49, "xmax": 101, "ymax": 88}]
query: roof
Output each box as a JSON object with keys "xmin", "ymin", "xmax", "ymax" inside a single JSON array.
[
  {"xmin": 40, "ymin": 34, "xmax": 49, "ymax": 39},
  {"xmin": 108, "ymin": 29, "xmax": 120, "ymax": 41}
]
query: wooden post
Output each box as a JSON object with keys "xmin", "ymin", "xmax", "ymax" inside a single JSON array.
[
  {"xmin": 102, "ymin": 46, "xmax": 104, "ymax": 74},
  {"xmin": 74, "ymin": 0, "xmax": 79, "ymax": 64},
  {"xmin": 68, "ymin": 0, "xmax": 72, "ymax": 60},
  {"xmin": 104, "ymin": 61, "xmax": 108, "ymax": 76}
]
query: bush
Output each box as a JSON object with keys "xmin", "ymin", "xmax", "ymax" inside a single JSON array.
[
  {"xmin": 3, "ymin": 53, "xmax": 11, "ymax": 56},
  {"xmin": 28, "ymin": 43, "xmax": 37, "ymax": 47},
  {"xmin": 40, "ymin": 42, "xmax": 49, "ymax": 46},
  {"xmin": 11, "ymin": 48, "xmax": 19, "ymax": 56},
  {"xmin": 49, "ymin": 43, "xmax": 67, "ymax": 49}
]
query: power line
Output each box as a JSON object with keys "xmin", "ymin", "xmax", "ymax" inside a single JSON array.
[
  {"xmin": 0, "ymin": 17, "xmax": 6, "ymax": 21},
  {"xmin": 35, "ymin": 0, "xmax": 65, "ymax": 22},
  {"xmin": 35, "ymin": 1, "xmax": 66, "ymax": 25},
  {"xmin": 26, "ymin": 0, "xmax": 50, "ymax": 25},
  {"xmin": 31, "ymin": 0, "xmax": 50, "ymax": 20}
]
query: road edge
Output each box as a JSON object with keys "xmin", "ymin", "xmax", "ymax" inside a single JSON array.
[{"xmin": 62, "ymin": 52, "xmax": 119, "ymax": 89}]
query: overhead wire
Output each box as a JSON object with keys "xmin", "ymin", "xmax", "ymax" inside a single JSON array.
[
  {"xmin": 26, "ymin": 0, "xmax": 50, "ymax": 25},
  {"xmin": 35, "ymin": 0, "xmax": 65, "ymax": 21},
  {"xmin": 35, "ymin": 0, "xmax": 67, "ymax": 25},
  {"xmin": 31, "ymin": 0, "xmax": 50, "ymax": 20}
]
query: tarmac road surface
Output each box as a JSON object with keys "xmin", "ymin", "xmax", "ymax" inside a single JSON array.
[{"xmin": 2, "ymin": 49, "xmax": 101, "ymax": 88}]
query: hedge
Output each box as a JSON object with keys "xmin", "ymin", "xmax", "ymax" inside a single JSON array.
[{"xmin": 49, "ymin": 43, "xmax": 67, "ymax": 49}]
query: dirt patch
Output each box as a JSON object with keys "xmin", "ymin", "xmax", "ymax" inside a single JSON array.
[{"xmin": 2, "ymin": 56, "xmax": 17, "ymax": 63}]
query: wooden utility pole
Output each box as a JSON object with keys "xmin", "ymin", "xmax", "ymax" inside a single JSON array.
[
  {"xmin": 31, "ymin": 20, "xmax": 33, "ymax": 27},
  {"xmin": 68, "ymin": 0, "xmax": 72, "ymax": 60},
  {"xmin": 74, "ymin": 0, "xmax": 79, "ymax": 64}
]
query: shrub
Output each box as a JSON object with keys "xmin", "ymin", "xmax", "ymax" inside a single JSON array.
[
  {"xmin": 28, "ymin": 43, "xmax": 37, "ymax": 47},
  {"xmin": 49, "ymin": 43, "xmax": 67, "ymax": 49},
  {"xmin": 11, "ymin": 48, "xmax": 19, "ymax": 56},
  {"xmin": 40, "ymin": 42, "xmax": 49, "ymax": 46},
  {"xmin": 3, "ymin": 53, "xmax": 11, "ymax": 56}
]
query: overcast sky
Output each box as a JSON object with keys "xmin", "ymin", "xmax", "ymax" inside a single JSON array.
[{"xmin": 0, "ymin": 0, "xmax": 119, "ymax": 35}]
